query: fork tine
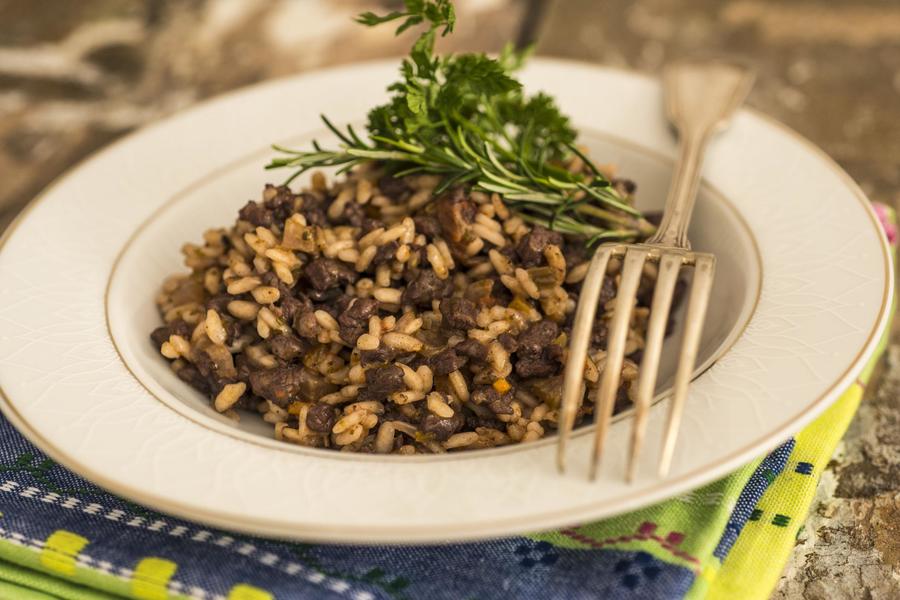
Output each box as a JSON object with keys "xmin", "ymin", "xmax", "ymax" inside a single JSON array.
[
  {"xmin": 589, "ymin": 248, "xmax": 648, "ymax": 480},
  {"xmin": 557, "ymin": 246, "xmax": 614, "ymax": 473},
  {"xmin": 658, "ymin": 254, "xmax": 716, "ymax": 477},
  {"xmin": 626, "ymin": 253, "xmax": 682, "ymax": 482}
]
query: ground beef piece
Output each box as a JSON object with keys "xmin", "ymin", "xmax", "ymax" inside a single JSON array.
[
  {"xmin": 304, "ymin": 258, "xmax": 358, "ymax": 292},
  {"xmin": 372, "ymin": 240, "xmax": 399, "ymax": 266},
  {"xmin": 264, "ymin": 185, "xmax": 298, "ymax": 222},
  {"xmin": 238, "ymin": 200, "xmax": 273, "ymax": 227},
  {"xmin": 435, "ymin": 188, "xmax": 476, "ymax": 242},
  {"xmin": 175, "ymin": 365, "xmax": 209, "ymax": 394},
  {"xmin": 517, "ymin": 320, "xmax": 559, "ymax": 357},
  {"xmin": 420, "ymin": 408, "xmax": 464, "ymax": 442},
  {"xmin": 338, "ymin": 297, "xmax": 378, "ymax": 345},
  {"xmin": 471, "ymin": 386, "xmax": 513, "ymax": 415},
  {"xmin": 487, "ymin": 275, "xmax": 513, "ymax": 306},
  {"xmin": 150, "ymin": 319, "xmax": 192, "ymax": 348},
  {"xmin": 591, "ymin": 320, "xmax": 609, "ymax": 349},
  {"xmin": 381, "ymin": 402, "xmax": 408, "ymax": 423},
  {"xmin": 488, "ymin": 394, "xmax": 514, "ymax": 415},
  {"xmin": 546, "ymin": 343, "xmax": 564, "ymax": 363},
  {"xmin": 666, "ymin": 316, "xmax": 678, "ymax": 338},
  {"xmin": 223, "ymin": 318, "xmax": 243, "ymax": 345},
  {"xmin": 454, "ymin": 339, "xmax": 488, "ymax": 362},
  {"xmin": 614, "ymin": 385, "xmax": 631, "ymax": 414},
  {"xmin": 525, "ymin": 375, "xmax": 563, "ymax": 407},
  {"xmin": 205, "ymin": 294, "xmax": 232, "ymax": 313},
  {"xmin": 261, "ymin": 271, "xmax": 288, "ymax": 294},
  {"xmin": 194, "ymin": 352, "xmax": 237, "ymax": 398},
  {"xmin": 612, "ymin": 178, "xmax": 637, "ymax": 196},
  {"xmin": 670, "ymin": 278, "xmax": 688, "ymax": 312},
  {"xmin": 470, "ymin": 385, "xmax": 496, "ymax": 405},
  {"xmin": 643, "ymin": 210, "xmax": 663, "ymax": 227},
  {"xmin": 413, "ymin": 215, "xmax": 441, "ymax": 239},
  {"xmin": 249, "ymin": 366, "xmax": 336, "ymax": 406},
  {"xmin": 428, "ymin": 348, "xmax": 467, "ymax": 376},
  {"xmin": 497, "ymin": 333, "xmax": 518, "ymax": 353},
  {"xmin": 516, "ymin": 225, "xmax": 563, "ymax": 268},
  {"xmin": 405, "ymin": 244, "xmax": 427, "ymax": 265},
  {"xmin": 440, "ymin": 297, "xmax": 478, "ymax": 330},
  {"xmin": 306, "ymin": 403, "xmax": 337, "ymax": 433},
  {"xmin": 599, "ymin": 276, "xmax": 617, "ymax": 306},
  {"xmin": 628, "ymin": 348, "xmax": 644, "ymax": 365},
  {"xmin": 396, "ymin": 354, "xmax": 426, "ymax": 372},
  {"xmin": 269, "ymin": 334, "xmax": 306, "ymax": 361},
  {"xmin": 278, "ymin": 293, "xmax": 309, "ymax": 325},
  {"xmin": 302, "ymin": 206, "xmax": 328, "ymax": 227},
  {"xmin": 515, "ymin": 356, "xmax": 558, "ymax": 379},
  {"xmin": 333, "ymin": 294, "xmax": 355, "ymax": 315},
  {"xmin": 315, "ymin": 302, "xmax": 340, "ymax": 320},
  {"xmin": 339, "ymin": 201, "xmax": 366, "ymax": 227},
  {"xmin": 498, "ymin": 244, "xmax": 518, "ymax": 260},
  {"xmin": 360, "ymin": 345, "xmax": 397, "ymax": 366},
  {"xmin": 402, "ymin": 270, "xmax": 449, "ymax": 307},
  {"xmin": 296, "ymin": 368, "xmax": 338, "ymax": 402},
  {"xmin": 361, "ymin": 218, "xmax": 384, "ymax": 234},
  {"xmin": 378, "ymin": 174, "xmax": 409, "ymax": 197},
  {"xmin": 249, "ymin": 366, "xmax": 303, "ymax": 406},
  {"xmin": 307, "ymin": 288, "xmax": 343, "ymax": 303},
  {"xmin": 234, "ymin": 354, "xmax": 253, "ymax": 384},
  {"xmin": 339, "ymin": 297, "xmax": 378, "ymax": 325},
  {"xmin": 200, "ymin": 344, "xmax": 238, "ymax": 380},
  {"xmin": 364, "ymin": 365, "xmax": 405, "ymax": 400},
  {"xmin": 464, "ymin": 410, "xmax": 503, "ymax": 431}
]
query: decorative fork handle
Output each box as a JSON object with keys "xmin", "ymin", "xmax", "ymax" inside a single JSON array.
[{"xmin": 647, "ymin": 61, "xmax": 756, "ymax": 249}]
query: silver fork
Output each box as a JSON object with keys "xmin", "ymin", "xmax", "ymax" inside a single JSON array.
[{"xmin": 557, "ymin": 60, "xmax": 755, "ymax": 481}]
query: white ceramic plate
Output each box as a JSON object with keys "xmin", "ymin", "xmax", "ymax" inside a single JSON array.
[{"xmin": 0, "ymin": 60, "xmax": 892, "ymax": 544}]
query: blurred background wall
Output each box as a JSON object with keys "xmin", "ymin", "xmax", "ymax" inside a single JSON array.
[{"xmin": 1, "ymin": 1, "xmax": 898, "ymax": 596}]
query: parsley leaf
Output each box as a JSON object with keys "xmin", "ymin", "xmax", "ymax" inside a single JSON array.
[{"xmin": 269, "ymin": 0, "xmax": 650, "ymax": 243}]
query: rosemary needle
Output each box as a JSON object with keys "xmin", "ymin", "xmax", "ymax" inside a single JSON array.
[{"xmin": 266, "ymin": 0, "xmax": 651, "ymax": 244}]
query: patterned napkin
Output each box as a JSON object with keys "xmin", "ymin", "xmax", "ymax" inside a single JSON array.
[{"xmin": 0, "ymin": 206, "xmax": 893, "ymax": 600}]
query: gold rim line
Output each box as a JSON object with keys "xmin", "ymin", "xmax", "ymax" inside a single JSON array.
[
  {"xmin": 100, "ymin": 126, "xmax": 763, "ymax": 464},
  {"xmin": 0, "ymin": 60, "xmax": 891, "ymax": 541}
]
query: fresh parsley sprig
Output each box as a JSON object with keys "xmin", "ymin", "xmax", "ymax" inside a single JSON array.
[{"xmin": 267, "ymin": 0, "xmax": 652, "ymax": 244}]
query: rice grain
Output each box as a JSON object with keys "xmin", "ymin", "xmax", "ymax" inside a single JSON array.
[{"xmin": 214, "ymin": 382, "xmax": 246, "ymax": 413}]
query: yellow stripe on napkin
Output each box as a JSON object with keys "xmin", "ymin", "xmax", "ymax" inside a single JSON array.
[{"xmin": 39, "ymin": 530, "xmax": 88, "ymax": 576}]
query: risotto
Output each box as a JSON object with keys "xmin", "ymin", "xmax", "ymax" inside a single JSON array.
[{"xmin": 151, "ymin": 164, "xmax": 664, "ymax": 454}]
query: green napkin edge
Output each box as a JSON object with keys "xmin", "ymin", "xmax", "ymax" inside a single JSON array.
[
  {"xmin": 0, "ymin": 555, "xmax": 122, "ymax": 600},
  {"xmin": 0, "ymin": 535, "xmax": 189, "ymax": 600}
]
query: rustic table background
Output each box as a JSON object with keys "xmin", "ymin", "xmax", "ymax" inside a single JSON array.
[{"xmin": 1, "ymin": 1, "xmax": 897, "ymax": 596}]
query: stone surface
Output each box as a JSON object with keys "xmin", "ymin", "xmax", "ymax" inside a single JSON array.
[
  {"xmin": 1, "ymin": 0, "xmax": 898, "ymax": 596},
  {"xmin": 774, "ymin": 350, "xmax": 900, "ymax": 599}
]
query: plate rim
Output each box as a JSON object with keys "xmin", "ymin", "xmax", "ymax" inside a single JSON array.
[{"xmin": 0, "ymin": 57, "xmax": 892, "ymax": 543}]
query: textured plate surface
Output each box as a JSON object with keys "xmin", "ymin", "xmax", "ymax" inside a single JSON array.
[{"xmin": 0, "ymin": 60, "xmax": 892, "ymax": 543}]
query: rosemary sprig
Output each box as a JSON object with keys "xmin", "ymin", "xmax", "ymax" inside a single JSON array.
[{"xmin": 266, "ymin": 0, "xmax": 652, "ymax": 243}]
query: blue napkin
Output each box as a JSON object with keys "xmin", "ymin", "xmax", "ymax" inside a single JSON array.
[{"xmin": 0, "ymin": 412, "xmax": 795, "ymax": 600}]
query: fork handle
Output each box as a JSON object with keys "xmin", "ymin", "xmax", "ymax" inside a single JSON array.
[
  {"xmin": 647, "ymin": 60, "xmax": 755, "ymax": 249},
  {"xmin": 645, "ymin": 133, "xmax": 707, "ymax": 249}
]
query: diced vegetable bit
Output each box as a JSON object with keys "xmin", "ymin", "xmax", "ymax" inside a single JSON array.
[{"xmin": 493, "ymin": 378, "xmax": 511, "ymax": 394}]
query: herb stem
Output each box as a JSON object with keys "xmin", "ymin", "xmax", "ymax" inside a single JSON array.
[{"xmin": 267, "ymin": 0, "xmax": 648, "ymax": 247}]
